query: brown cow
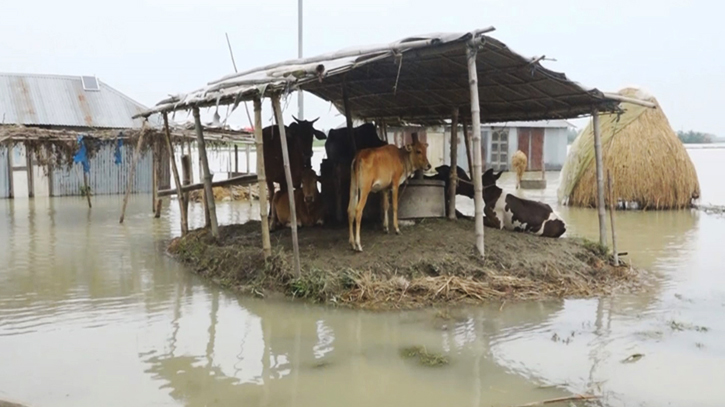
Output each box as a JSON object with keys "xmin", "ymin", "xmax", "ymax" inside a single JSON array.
[
  {"xmin": 263, "ymin": 117, "xmax": 326, "ymax": 227},
  {"xmin": 347, "ymin": 140, "xmax": 431, "ymax": 252},
  {"xmin": 272, "ymin": 168, "xmax": 325, "ymax": 228}
]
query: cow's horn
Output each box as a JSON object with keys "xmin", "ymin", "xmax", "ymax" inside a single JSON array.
[
  {"xmin": 292, "ymin": 115, "xmax": 300, "ymax": 122},
  {"xmin": 310, "ymin": 117, "xmax": 319, "ymax": 124}
]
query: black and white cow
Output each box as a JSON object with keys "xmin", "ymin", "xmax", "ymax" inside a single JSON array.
[{"xmin": 482, "ymin": 168, "xmax": 566, "ymax": 238}]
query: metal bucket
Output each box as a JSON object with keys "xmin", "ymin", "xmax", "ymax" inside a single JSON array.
[{"xmin": 396, "ymin": 179, "xmax": 446, "ymax": 219}]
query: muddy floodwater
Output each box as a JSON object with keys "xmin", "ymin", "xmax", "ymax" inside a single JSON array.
[{"xmin": 1, "ymin": 146, "xmax": 724, "ymax": 407}]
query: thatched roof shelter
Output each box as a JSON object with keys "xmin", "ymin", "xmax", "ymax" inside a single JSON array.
[{"xmin": 558, "ymin": 88, "xmax": 700, "ymax": 210}]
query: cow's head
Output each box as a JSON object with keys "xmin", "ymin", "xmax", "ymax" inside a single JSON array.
[
  {"xmin": 482, "ymin": 168, "xmax": 504, "ymax": 188},
  {"xmin": 300, "ymin": 167, "xmax": 319, "ymax": 205},
  {"xmin": 405, "ymin": 140, "xmax": 432, "ymax": 172},
  {"xmin": 289, "ymin": 116, "xmax": 326, "ymax": 165}
]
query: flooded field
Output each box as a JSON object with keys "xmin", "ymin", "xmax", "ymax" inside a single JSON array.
[{"xmin": 1, "ymin": 146, "xmax": 724, "ymax": 407}]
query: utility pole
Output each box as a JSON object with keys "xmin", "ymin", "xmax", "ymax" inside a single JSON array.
[{"xmin": 297, "ymin": 0, "xmax": 304, "ymax": 119}]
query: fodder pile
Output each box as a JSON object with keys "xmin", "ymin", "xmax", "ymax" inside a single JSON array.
[
  {"xmin": 189, "ymin": 184, "xmax": 259, "ymax": 202},
  {"xmin": 558, "ymin": 87, "xmax": 700, "ymax": 209}
]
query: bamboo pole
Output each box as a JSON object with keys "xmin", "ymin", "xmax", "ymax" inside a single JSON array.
[
  {"xmin": 254, "ymin": 97, "xmax": 272, "ymax": 259},
  {"xmin": 6, "ymin": 145, "xmax": 13, "ymax": 199},
  {"xmin": 83, "ymin": 171, "xmax": 92, "ymax": 208},
  {"xmin": 342, "ymin": 78, "xmax": 357, "ymax": 152},
  {"xmin": 157, "ymin": 173, "xmax": 256, "ymax": 197},
  {"xmin": 119, "ymin": 125, "xmax": 147, "ymax": 224},
  {"xmin": 193, "ymin": 106, "xmax": 219, "ymax": 239},
  {"xmin": 234, "ymin": 144, "xmax": 239, "ymax": 173},
  {"xmin": 246, "ymin": 143, "xmax": 252, "ymax": 203},
  {"xmin": 592, "ymin": 109, "xmax": 607, "ymax": 247},
  {"xmin": 607, "ymin": 171, "xmax": 619, "ymax": 266},
  {"xmin": 152, "ymin": 141, "xmax": 158, "ymax": 212},
  {"xmin": 271, "ymin": 93, "xmax": 301, "ymax": 277},
  {"xmin": 448, "ymin": 108, "xmax": 459, "ymax": 220},
  {"xmin": 181, "ymin": 155, "xmax": 191, "ymax": 225},
  {"xmin": 462, "ymin": 117, "xmax": 473, "ymax": 177},
  {"xmin": 164, "ymin": 113, "xmax": 189, "ymax": 235},
  {"xmin": 467, "ymin": 41, "xmax": 485, "ymax": 258}
]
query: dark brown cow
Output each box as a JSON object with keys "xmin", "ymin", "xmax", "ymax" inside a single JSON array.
[
  {"xmin": 481, "ymin": 168, "xmax": 566, "ymax": 238},
  {"xmin": 263, "ymin": 117, "xmax": 326, "ymax": 227},
  {"xmin": 348, "ymin": 140, "xmax": 431, "ymax": 252},
  {"xmin": 324, "ymin": 123, "xmax": 387, "ymax": 222}
]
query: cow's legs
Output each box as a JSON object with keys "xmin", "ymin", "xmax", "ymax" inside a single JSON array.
[
  {"xmin": 381, "ymin": 189, "xmax": 390, "ymax": 233},
  {"xmin": 354, "ymin": 183, "xmax": 371, "ymax": 252},
  {"xmin": 392, "ymin": 183, "xmax": 401, "ymax": 235}
]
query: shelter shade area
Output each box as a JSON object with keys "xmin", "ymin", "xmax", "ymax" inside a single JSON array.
[{"xmin": 134, "ymin": 27, "xmax": 655, "ymax": 268}]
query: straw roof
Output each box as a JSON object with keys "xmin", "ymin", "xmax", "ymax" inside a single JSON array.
[
  {"xmin": 135, "ymin": 28, "xmax": 627, "ymax": 125},
  {"xmin": 558, "ymin": 88, "xmax": 700, "ymax": 209}
]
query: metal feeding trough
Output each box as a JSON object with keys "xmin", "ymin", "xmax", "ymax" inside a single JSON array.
[
  {"xmin": 520, "ymin": 179, "xmax": 547, "ymax": 189},
  {"xmin": 396, "ymin": 179, "xmax": 446, "ymax": 219}
]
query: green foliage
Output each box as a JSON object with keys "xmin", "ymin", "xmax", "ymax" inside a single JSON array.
[
  {"xmin": 677, "ymin": 130, "xmax": 715, "ymax": 144},
  {"xmin": 79, "ymin": 185, "xmax": 92, "ymax": 197}
]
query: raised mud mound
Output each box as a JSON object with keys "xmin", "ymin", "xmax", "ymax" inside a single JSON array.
[{"xmin": 169, "ymin": 219, "xmax": 642, "ymax": 309}]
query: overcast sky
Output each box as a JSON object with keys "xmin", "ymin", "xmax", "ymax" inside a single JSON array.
[{"xmin": 2, "ymin": 0, "xmax": 722, "ymax": 135}]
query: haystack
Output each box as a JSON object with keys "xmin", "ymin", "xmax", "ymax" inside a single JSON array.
[{"xmin": 558, "ymin": 88, "xmax": 700, "ymax": 209}]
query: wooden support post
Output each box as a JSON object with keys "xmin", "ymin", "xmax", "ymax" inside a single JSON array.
[
  {"xmin": 462, "ymin": 117, "xmax": 473, "ymax": 177},
  {"xmin": 193, "ymin": 106, "xmax": 219, "ymax": 239},
  {"xmin": 82, "ymin": 172, "xmax": 92, "ymax": 208},
  {"xmin": 448, "ymin": 108, "xmax": 459, "ymax": 220},
  {"xmin": 246, "ymin": 143, "xmax": 252, "ymax": 205},
  {"xmin": 119, "ymin": 125, "xmax": 147, "ymax": 224},
  {"xmin": 164, "ymin": 113, "xmax": 188, "ymax": 235},
  {"xmin": 254, "ymin": 97, "xmax": 272, "ymax": 259},
  {"xmin": 234, "ymin": 144, "xmax": 239, "ymax": 174},
  {"xmin": 467, "ymin": 41, "xmax": 485, "ymax": 258},
  {"xmin": 607, "ymin": 171, "xmax": 619, "ymax": 266},
  {"xmin": 5, "ymin": 146, "xmax": 13, "ymax": 199},
  {"xmin": 152, "ymin": 141, "xmax": 158, "ymax": 212},
  {"xmin": 271, "ymin": 94, "xmax": 301, "ymax": 277},
  {"xmin": 47, "ymin": 162, "xmax": 54, "ymax": 197},
  {"xmin": 26, "ymin": 148, "xmax": 34, "ymax": 198},
  {"xmin": 342, "ymin": 78, "xmax": 357, "ymax": 153},
  {"xmin": 592, "ymin": 109, "xmax": 607, "ymax": 247},
  {"xmin": 181, "ymin": 155, "xmax": 191, "ymax": 225}
]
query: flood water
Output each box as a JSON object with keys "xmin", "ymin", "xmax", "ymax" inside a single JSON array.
[{"xmin": 1, "ymin": 146, "xmax": 724, "ymax": 407}]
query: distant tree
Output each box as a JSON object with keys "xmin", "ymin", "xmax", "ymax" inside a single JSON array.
[{"xmin": 677, "ymin": 130, "xmax": 715, "ymax": 144}]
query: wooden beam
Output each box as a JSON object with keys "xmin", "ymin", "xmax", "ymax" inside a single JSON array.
[
  {"xmin": 448, "ymin": 108, "xmax": 459, "ymax": 220},
  {"xmin": 158, "ymin": 174, "xmax": 257, "ymax": 197},
  {"xmin": 119, "ymin": 125, "xmax": 147, "ymax": 224},
  {"xmin": 467, "ymin": 41, "xmax": 485, "ymax": 258},
  {"xmin": 193, "ymin": 106, "xmax": 219, "ymax": 239},
  {"xmin": 271, "ymin": 93, "xmax": 301, "ymax": 277},
  {"xmin": 164, "ymin": 113, "xmax": 188, "ymax": 235},
  {"xmin": 253, "ymin": 97, "xmax": 272, "ymax": 258},
  {"xmin": 592, "ymin": 109, "xmax": 607, "ymax": 247}
]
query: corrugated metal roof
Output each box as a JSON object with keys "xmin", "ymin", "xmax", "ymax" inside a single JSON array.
[{"xmin": 0, "ymin": 73, "xmax": 149, "ymax": 129}]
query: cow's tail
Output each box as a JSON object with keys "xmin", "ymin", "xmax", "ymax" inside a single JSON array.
[{"xmin": 348, "ymin": 157, "xmax": 359, "ymax": 221}]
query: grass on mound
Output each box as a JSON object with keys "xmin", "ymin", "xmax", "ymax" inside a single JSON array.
[{"xmin": 168, "ymin": 218, "xmax": 641, "ymax": 310}]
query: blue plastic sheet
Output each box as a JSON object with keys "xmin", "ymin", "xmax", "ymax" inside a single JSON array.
[
  {"xmin": 73, "ymin": 135, "xmax": 90, "ymax": 174},
  {"xmin": 114, "ymin": 138, "xmax": 122, "ymax": 165}
]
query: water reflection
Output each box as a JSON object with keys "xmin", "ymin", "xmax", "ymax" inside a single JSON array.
[{"xmin": 1, "ymin": 147, "xmax": 724, "ymax": 407}]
